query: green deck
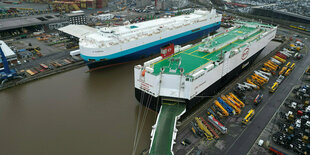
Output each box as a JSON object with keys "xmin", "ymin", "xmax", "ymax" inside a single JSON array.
[
  {"xmin": 149, "ymin": 102, "xmax": 186, "ymax": 155},
  {"xmin": 151, "ymin": 25, "xmax": 265, "ymax": 76}
]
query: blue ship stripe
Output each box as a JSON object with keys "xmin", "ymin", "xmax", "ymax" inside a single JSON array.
[{"xmin": 81, "ymin": 22, "xmax": 221, "ymax": 61}]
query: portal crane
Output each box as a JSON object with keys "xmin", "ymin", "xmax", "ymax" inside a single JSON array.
[{"xmin": 0, "ymin": 43, "xmax": 22, "ymax": 87}]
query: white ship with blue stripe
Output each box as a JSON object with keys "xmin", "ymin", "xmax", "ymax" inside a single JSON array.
[{"xmin": 79, "ymin": 9, "xmax": 222, "ymax": 70}]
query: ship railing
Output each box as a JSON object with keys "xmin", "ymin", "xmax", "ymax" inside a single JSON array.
[
  {"xmin": 240, "ymin": 30, "xmax": 264, "ymax": 48},
  {"xmin": 145, "ymin": 67, "xmax": 154, "ymax": 73},
  {"xmin": 144, "ymin": 56, "xmax": 162, "ymax": 67},
  {"xmin": 188, "ymin": 61, "xmax": 214, "ymax": 80}
]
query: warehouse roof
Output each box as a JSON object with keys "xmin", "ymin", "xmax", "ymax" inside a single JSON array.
[
  {"xmin": 0, "ymin": 13, "xmax": 64, "ymax": 31},
  {"xmin": 58, "ymin": 25, "xmax": 97, "ymax": 38},
  {"xmin": 0, "ymin": 40, "xmax": 16, "ymax": 58}
]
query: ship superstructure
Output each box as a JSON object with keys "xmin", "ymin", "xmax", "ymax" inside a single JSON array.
[
  {"xmin": 79, "ymin": 9, "xmax": 221, "ymax": 70},
  {"xmin": 134, "ymin": 21, "xmax": 277, "ymax": 111}
]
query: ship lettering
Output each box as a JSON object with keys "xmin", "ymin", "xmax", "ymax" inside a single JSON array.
[
  {"xmin": 93, "ymin": 51, "xmax": 104, "ymax": 53},
  {"xmin": 241, "ymin": 48, "xmax": 249, "ymax": 60},
  {"xmin": 138, "ymin": 79, "xmax": 153, "ymax": 88},
  {"xmin": 195, "ymin": 81, "xmax": 206, "ymax": 90}
]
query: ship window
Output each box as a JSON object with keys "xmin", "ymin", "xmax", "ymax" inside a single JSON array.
[{"xmin": 89, "ymin": 59, "xmax": 96, "ymax": 62}]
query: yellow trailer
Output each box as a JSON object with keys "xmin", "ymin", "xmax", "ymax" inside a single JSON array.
[
  {"xmin": 279, "ymin": 66, "xmax": 288, "ymax": 75},
  {"xmin": 221, "ymin": 95, "xmax": 241, "ymax": 114},
  {"xmin": 284, "ymin": 68, "xmax": 292, "ymax": 76},
  {"xmin": 273, "ymin": 56, "xmax": 286, "ymax": 63},
  {"xmin": 251, "ymin": 75, "xmax": 266, "ymax": 85},
  {"xmin": 261, "ymin": 67, "xmax": 271, "ymax": 73},
  {"xmin": 264, "ymin": 63, "xmax": 277, "ymax": 71},
  {"xmin": 266, "ymin": 62, "xmax": 278, "ymax": 70},
  {"xmin": 270, "ymin": 82, "xmax": 279, "ymax": 93},
  {"xmin": 242, "ymin": 109, "xmax": 255, "ymax": 125},
  {"xmin": 214, "ymin": 100, "xmax": 229, "ymax": 116},
  {"xmin": 270, "ymin": 60, "xmax": 279, "ymax": 66},
  {"xmin": 266, "ymin": 61, "xmax": 279, "ymax": 70},
  {"xmin": 253, "ymin": 73, "xmax": 268, "ymax": 83},
  {"xmin": 290, "ymin": 63, "xmax": 295, "ymax": 70},
  {"xmin": 226, "ymin": 95, "xmax": 241, "ymax": 108},
  {"xmin": 229, "ymin": 93, "xmax": 245, "ymax": 108},
  {"xmin": 246, "ymin": 78, "xmax": 260, "ymax": 89},
  {"xmin": 195, "ymin": 117, "xmax": 213, "ymax": 140}
]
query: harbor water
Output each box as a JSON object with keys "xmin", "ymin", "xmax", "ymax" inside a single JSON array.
[{"xmin": 0, "ymin": 41, "xmax": 281, "ymax": 155}]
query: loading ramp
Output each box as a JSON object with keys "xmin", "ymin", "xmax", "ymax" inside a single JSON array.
[{"xmin": 149, "ymin": 100, "xmax": 186, "ymax": 155}]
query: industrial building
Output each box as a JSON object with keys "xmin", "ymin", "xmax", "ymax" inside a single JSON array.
[
  {"xmin": 0, "ymin": 13, "xmax": 65, "ymax": 31},
  {"xmin": 94, "ymin": 13, "xmax": 114, "ymax": 21},
  {"xmin": 66, "ymin": 11, "xmax": 87, "ymax": 25},
  {"xmin": 251, "ymin": 8, "xmax": 310, "ymax": 25}
]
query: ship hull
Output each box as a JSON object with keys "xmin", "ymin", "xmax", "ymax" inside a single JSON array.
[
  {"xmin": 135, "ymin": 47, "xmax": 265, "ymax": 112},
  {"xmin": 85, "ymin": 23, "xmax": 221, "ymax": 70}
]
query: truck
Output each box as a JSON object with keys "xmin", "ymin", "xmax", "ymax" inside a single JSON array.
[
  {"xmin": 284, "ymin": 68, "xmax": 292, "ymax": 76},
  {"xmin": 242, "ymin": 109, "xmax": 255, "ymax": 125},
  {"xmin": 276, "ymin": 75, "xmax": 285, "ymax": 84},
  {"xmin": 254, "ymin": 93, "xmax": 263, "ymax": 105},
  {"xmin": 207, "ymin": 115, "xmax": 227, "ymax": 134},
  {"xmin": 270, "ymin": 82, "xmax": 279, "ymax": 93}
]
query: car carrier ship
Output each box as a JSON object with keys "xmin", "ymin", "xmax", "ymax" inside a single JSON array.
[
  {"xmin": 134, "ymin": 21, "xmax": 277, "ymax": 111},
  {"xmin": 79, "ymin": 9, "xmax": 221, "ymax": 70}
]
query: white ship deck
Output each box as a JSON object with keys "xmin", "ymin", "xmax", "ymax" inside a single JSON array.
[{"xmin": 79, "ymin": 9, "xmax": 219, "ymax": 48}]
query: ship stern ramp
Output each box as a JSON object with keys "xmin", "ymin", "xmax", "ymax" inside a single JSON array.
[{"xmin": 149, "ymin": 99, "xmax": 186, "ymax": 155}]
